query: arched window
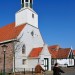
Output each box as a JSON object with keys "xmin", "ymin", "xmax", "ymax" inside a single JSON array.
[
  {"xmin": 22, "ymin": 59, "xmax": 26, "ymax": 65},
  {"xmin": 22, "ymin": 44, "xmax": 26, "ymax": 54}
]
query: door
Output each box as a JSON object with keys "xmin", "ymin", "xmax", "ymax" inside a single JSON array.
[
  {"xmin": 74, "ymin": 58, "xmax": 75, "ymax": 67},
  {"xmin": 44, "ymin": 58, "xmax": 49, "ymax": 70}
]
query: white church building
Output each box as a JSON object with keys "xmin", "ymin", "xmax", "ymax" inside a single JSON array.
[{"xmin": 0, "ymin": 0, "xmax": 51, "ymax": 72}]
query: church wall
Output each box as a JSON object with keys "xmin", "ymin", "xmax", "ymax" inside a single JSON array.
[
  {"xmin": 17, "ymin": 24, "xmax": 44, "ymax": 56},
  {"xmin": 39, "ymin": 55, "xmax": 51, "ymax": 71},
  {"xmin": 15, "ymin": 24, "xmax": 44, "ymax": 69},
  {"xmin": 27, "ymin": 58, "xmax": 38, "ymax": 68},
  {"xmin": 39, "ymin": 45, "xmax": 51, "ymax": 71},
  {"xmin": 15, "ymin": 8, "xmax": 38, "ymax": 28}
]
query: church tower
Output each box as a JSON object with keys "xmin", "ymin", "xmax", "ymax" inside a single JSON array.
[
  {"xmin": 21, "ymin": 0, "xmax": 33, "ymax": 8},
  {"xmin": 15, "ymin": 0, "xmax": 38, "ymax": 28}
]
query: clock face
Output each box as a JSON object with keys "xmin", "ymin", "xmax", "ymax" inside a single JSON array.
[{"xmin": 31, "ymin": 31, "xmax": 34, "ymax": 36}]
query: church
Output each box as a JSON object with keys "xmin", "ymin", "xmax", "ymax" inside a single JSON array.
[{"xmin": 0, "ymin": 0, "xmax": 51, "ymax": 72}]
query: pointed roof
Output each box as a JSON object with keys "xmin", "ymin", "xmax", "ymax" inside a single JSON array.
[
  {"xmin": 48, "ymin": 45, "xmax": 71, "ymax": 59},
  {"xmin": 0, "ymin": 22, "xmax": 26, "ymax": 42},
  {"xmin": 29, "ymin": 47, "xmax": 43, "ymax": 58}
]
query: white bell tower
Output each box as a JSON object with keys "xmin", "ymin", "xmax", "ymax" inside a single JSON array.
[
  {"xmin": 15, "ymin": 0, "xmax": 38, "ymax": 28},
  {"xmin": 21, "ymin": 0, "xmax": 33, "ymax": 8}
]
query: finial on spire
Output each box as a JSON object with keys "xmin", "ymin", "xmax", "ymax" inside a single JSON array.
[{"xmin": 21, "ymin": 0, "xmax": 33, "ymax": 8}]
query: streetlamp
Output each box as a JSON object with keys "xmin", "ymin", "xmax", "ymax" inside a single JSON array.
[{"xmin": 2, "ymin": 44, "xmax": 8, "ymax": 75}]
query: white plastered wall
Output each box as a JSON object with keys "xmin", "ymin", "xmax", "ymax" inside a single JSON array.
[
  {"xmin": 57, "ymin": 59, "xmax": 74, "ymax": 67},
  {"xmin": 39, "ymin": 44, "xmax": 51, "ymax": 71},
  {"xmin": 15, "ymin": 8, "xmax": 38, "ymax": 28},
  {"xmin": 15, "ymin": 24, "xmax": 44, "ymax": 69}
]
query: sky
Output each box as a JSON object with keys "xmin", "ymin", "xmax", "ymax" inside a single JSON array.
[{"xmin": 0, "ymin": 0, "xmax": 75, "ymax": 49}]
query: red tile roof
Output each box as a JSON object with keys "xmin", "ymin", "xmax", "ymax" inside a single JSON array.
[
  {"xmin": 57, "ymin": 48, "xmax": 70, "ymax": 58},
  {"xmin": 0, "ymin": 22, "xmax": 25, "ymax": 42},
  {"xmin": 48, "ymin": 45, "xmax": 71, "ymax": 59},
  {"xmin": 73, "ymin": 50, "xmax": 75, "ymax": 55},
  {"xmin": 48, "ymin": 45, "xmax": 60, "ymax": 50},
  {"xmin": 48, "ymin": 49, "xmax": 58, "ymax": 58},
  {"xmin": 29, "ymin": 47, "xmax": 43, "ymax": 58},
  {"xmin": 48, "ymin": 45, "xmax": 60, "ymax": 58}
]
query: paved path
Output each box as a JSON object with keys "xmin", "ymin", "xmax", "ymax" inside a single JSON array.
[
  {"xmin": 45, "ymin": 67, "xmax": 75, "ymax": 75},
  {"xmin": 14, "ymin": 67, "xmax": 75, "ymax": 75},
  {"xmin": 63, "ymin": 71, "xmax": 75, "ymax": 75},
  {"xmin": 62, "ymin": 67, "xmax": 75, "ymax": 75}
]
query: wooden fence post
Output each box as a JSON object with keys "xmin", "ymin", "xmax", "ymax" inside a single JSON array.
[{"xmin": 24, "ymin": 68, "xmax": 25, "ymax": 75}]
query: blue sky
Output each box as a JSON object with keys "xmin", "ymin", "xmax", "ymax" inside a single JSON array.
[{"xmin": 0, "ymin": 0, "xmax": 75, "ymax": 49}]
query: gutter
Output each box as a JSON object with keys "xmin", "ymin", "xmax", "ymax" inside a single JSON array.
[{"xmin": 0, "ymin": 39, "xmax": 18, "ymax": 45}]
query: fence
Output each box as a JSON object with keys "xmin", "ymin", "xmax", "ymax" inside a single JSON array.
[
  {"xmin": 0, "ymin": 68, "xmax": 46, "ymax": 75},
  {"xmin": 0, "ymin": 68, "xmax": 35, "ymax": 75},
  {"xmin": 15, "ymin": 68, "xmax": 35, "ymax": 75}
]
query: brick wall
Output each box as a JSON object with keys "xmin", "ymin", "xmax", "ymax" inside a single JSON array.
[{"xmin": 0, "ymin": 42, "xmax": 14, "ymax": 72}]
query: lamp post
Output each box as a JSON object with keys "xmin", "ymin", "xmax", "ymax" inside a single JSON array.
[{"xmin": 2, "ymin": 44, "xmax": 8, "ymax": 75}]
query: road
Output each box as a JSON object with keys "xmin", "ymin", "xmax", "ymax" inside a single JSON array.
[
  {"xmin": 62, "ymin": 70, "xmax": 75, "ymax": 75},
  {"xmin": 46, "ymin": 67, "xmax": 75, "ymax": 75},
  {"xmin": 62, "ymin": 67, "xmax": 75, "ymax": 75}
]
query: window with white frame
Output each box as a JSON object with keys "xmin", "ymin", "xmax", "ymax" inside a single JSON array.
[{"xmin": 22, "ymin": 59, "xmax": 26, "ymax": 65}]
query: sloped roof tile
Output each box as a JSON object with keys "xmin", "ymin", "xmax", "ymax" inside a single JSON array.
[
  {"xmin": 48, "ymin": 45, "xmax": 70, "ymax": 59},
  {"xmin": 48, "ymin": 45, "xmax": 60, "ymax": 58},
  {"xmin": 0, "ymin": 22, "xmax": 25, "ymax": 42},
  {"xmin": 57, "ymin": 48, "xmax": 70, "ymax": 58},
  {"xmin": 29, "ymin": 47, "xmax": 43, "ymax": 58}
]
